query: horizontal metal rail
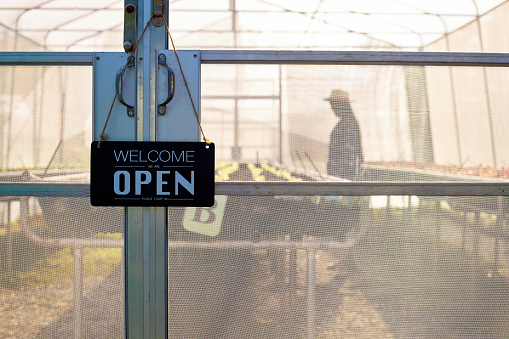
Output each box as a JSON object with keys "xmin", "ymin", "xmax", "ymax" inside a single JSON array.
[
  {"xmin": 17, "ymin": 235, "xmax": 357, "ymax": 250},
  {"xmin": 23, "ymin": 225, "xmax": 124, "ymax": 248},
  {"xmin": 1, "ymin": 181, "xmax": 509, "ymax": 196},
  {"xmin": 200, "ymin": 51, "xmax": 509, "ymax": 66},
  {"xmin": 0, "ymin": 51, "xmax": 509, "ymax": 67},
  {"xmin": 201, "ymin": 95, "xmax": 280, "ymax": 100},
  {"xmin": 0, "ymin": 52, "xmax": 95, "ymax": 66},
  {"xmin": 216, "ymin": 181, "xmax": 509, "ymax": 196},
  {"xmin": 0, "ymin": 183, "xmax": 90, "ymax": 196},
  {"xmin": 167, "ymin": 239, "xmax": 356, "ymax": 249}
]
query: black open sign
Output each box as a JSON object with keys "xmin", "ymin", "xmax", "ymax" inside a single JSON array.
[{"xmin": 91, "ymin": 141, "xmax": 214, "ymax": 207}]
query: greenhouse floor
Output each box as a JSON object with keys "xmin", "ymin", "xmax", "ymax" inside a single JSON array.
[{"xmin": 352, "ymin": 213, "xmax": 509, "ymax": 339}]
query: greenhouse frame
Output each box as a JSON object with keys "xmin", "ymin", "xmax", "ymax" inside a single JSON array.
[{"xmin": 2, "ymin": 1, "xmax": 509, "ymax": 338}]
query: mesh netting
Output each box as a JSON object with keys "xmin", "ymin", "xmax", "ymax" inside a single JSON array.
[
  {"xmin": 3, "ymin": 195, "xmax": 509, "ymax": 337},
  {"xmin": 2, "ymin": 63, "xmax": 509, "ymax": 338},
  {"xmin": 2, "ymin": 1, "xmax": 509, "ymax": 52},
  {"xmin": 2, "ymin": 1, "xmax": 509, "ymax": 338},
  {"xmin": 0, "ymin": 197, "xmax": 124, "ymax": 338},
  {"xmin": 203, "ymin": 64, "xmax": 509, "ymax": 178},
  {"xmin": 0, "ymin": 66, "xmax": 91, "ymax": 176},
  {"xmin": 168, "ymin": 195, "xmax": 509, "ymax": 338},
  {"xmin": 2, "ymin": 63, "xmax": 509, "ymax": 181}
]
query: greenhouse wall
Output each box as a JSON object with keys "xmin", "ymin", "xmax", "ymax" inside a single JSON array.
[
  {"xmin": 424, "ymin": 1, "xmax": 509, "ymax": 169},
  {"xmin": 2, "ymin": 1, "xmax": 509, "ymax": 338}
]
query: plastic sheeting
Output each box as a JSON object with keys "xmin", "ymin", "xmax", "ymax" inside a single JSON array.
[{"xmin": 0, "ymin": 0, "xmax": 508, "ymax": 51}]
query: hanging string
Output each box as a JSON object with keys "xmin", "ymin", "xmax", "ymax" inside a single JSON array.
[
  {"xmin": 161, "ymin": 15, "xmax": 211, "ymax": 146},
  {"xmin": 97, "ymin": 94, "xmax": 117, "ymax": 147},
  {"xmin": 98, "ymin": 15, "xmax": 211, "ymax": 147}
]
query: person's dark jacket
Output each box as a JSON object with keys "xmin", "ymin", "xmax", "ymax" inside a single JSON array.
[{"xmin": 327, "ymin": 106, "xmax": 363, "ymax": 180}]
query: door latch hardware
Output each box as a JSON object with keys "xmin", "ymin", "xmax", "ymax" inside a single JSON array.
[
  {"xmin": 123, "ymin": 1, "xmax": 138, "ymax": 52},
  {"xmin": 157, "ymin": 54, "xmax": 175, "ymax": 115},
  {"xmin": 151, "ymin": 0, "xmax": 164, "ymax": 27},
  {"xmin": 116, "ymin": 56, "xmax": 136, "ymax": 117}
]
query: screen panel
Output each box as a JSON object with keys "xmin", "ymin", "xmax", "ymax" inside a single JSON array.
[
  {"xmin": 0, "ymin": 196, "xmax": 124, "ymax": 338},
  {"xmin": 202, "ymin": 64, "xmax": 509, "ymax": 185},
  {"xmin": 168, "ymin": 194, "xmax": 509, "ymax": 338},
  {"xmin": 1, "ymin": 45, "xmax": 508, "ymax": 339},
  {"xmin": 0, "ymin": 65, "xmax": 91, "ymax": 181}
]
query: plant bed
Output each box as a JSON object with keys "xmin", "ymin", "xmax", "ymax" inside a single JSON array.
[{"xmin": 170, "ymin": 161, "xmax": 362, "ymax": 241}]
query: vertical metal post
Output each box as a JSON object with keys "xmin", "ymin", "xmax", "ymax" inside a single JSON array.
[
  {"xmin": 278, "ymin": 65, "xmax": 283, "ymax": 164},
  {"xmin": 125, "ymin": 0, "xmax": 168, "ymax": 338},
  {"xmin": 35, "ymin": 68, "xmax": 47, "ymax": 167},
  {"xmin": 232, "ymin": 79, "xmax": 240, "ymax": 161},
  {"xmin": 58, "ymin": 68, "xmax": 68, "ymax": 165},
  {"xmin": 440, "ymin": 27, "xmax": 463, "ymax": 167},
  {"xmin": 473, "ymin": 3, "xmax": 497, "ymax": 168},
  {"xmin": 6, "ymin": 201, "xmax": 12, "ymax": 281},
  {"xmin": 403, "ymin": 66, "xmax": 434, "ymax": 164},
  {"xmin": 306, "ymin": 247, "xmax": 316, "ymax": 339},
  {"xmin": 230, "ymin": 0, "xmax": 241, "ymax": 161},
  {"xmin": 73, "ymin": 247, "xmax": 83, "ymax": 339}
]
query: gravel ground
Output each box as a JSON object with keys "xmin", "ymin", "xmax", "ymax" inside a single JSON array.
[
  {"xmin": 0, "ymin": 283, "xmax": 73, "ymax": 339},
  {"xmin": 35, "ymin": 268, "xmax": 124, "ymax": 339},
  {"xmin": 1, "ymin": 258, "xmax": 395, "ymax": 339},
  {"xmin": 0, "ymin": 275, "xmax": 114, "ymax": 339},
  {"xmin": 317, "ymin": 281, "xmax": 394, "ymax": 339}
]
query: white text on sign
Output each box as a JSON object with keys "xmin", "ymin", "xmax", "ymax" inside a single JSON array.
[
  {"xmin": 114, "ymin": 149, "xmax": 195, "ymax": 163},
  {"xmin": 113, "ymin": 170, "xmax": 194, "ymax": 196}
]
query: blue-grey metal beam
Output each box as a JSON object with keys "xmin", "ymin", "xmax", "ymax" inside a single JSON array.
[
  {"xmin": 201, "ymin": 50, "xmax": 509, "ymax": 66},
  {"xmin": 2, "ymin": 181, "xmax": 509, "ymax": 196},
  {"xmin": 0, "ymin": 52, "xmax": 94, "ymax": 65},
  {"xmin": 2, "ymin": 51, "xmax": 509, "ymax": 67}
]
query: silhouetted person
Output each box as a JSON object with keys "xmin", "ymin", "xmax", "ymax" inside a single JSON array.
[{"xmin": 325, "ymin": 89, "xmax": 363, "ymax": 180}]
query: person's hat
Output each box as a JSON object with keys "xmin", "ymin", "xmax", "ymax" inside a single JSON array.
[{"xmin": 324, "ymin": 89, "xmax": 349, "ymax": 102}]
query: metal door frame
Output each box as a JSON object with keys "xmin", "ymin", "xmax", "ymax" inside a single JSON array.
[{"xmin": 2, "ymin": 39, "xmax": 509, "ymax": 339}]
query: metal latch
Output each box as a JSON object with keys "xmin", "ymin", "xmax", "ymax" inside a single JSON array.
[
  {"xmin": 152, "ymin": 0, "xmax": 164, "ymax": 27},
  {"xmin": 123, "ymin": 0, "xmax": 138, "ymax": 52}
]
